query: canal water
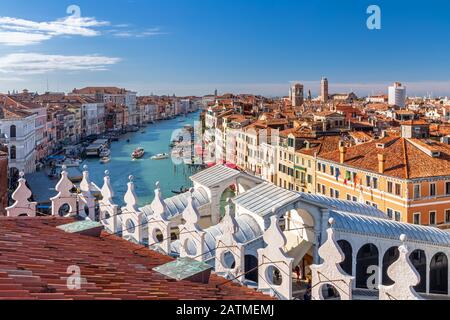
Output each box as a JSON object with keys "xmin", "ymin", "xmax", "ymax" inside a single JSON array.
[{"xmin": 83, "ymin": 111, "xmax": 202, "ymax": 207}]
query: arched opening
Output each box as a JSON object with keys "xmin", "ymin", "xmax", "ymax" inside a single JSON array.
[
  {"xmin": 222, "ymin": 251, "xmax": 236, "ymax": 269},
  {"xmin": 266, "ymin": 265, "xmax": 283, "ymax": 286},
  {"xmin": 337, "ymin": 240, "xmax": 353, "ymax": 275},
  {"xmin": 382, "ymin": 247, "xmax": 400, "ymax": 285},
  {"xmin": 245, "ymin": 255, "xmax": 259, "ymax": 283},
  {"xmin": 9, "ymin": 145, "xmax": 16, "ymax": 160},
  {"xmin": 10, "ymin": 125, "xmax": 16, "ymax": 138},
  {"xmin": 410, "ymin": 249, "xmax": 426, "ymax": 293},
  {"xmin": 356, "ymin": 243, "xmax": 379, "ymax": 289},
  {"xmin": 430, "ymin": 252, "xmax": 448, "ymax": 295},
  {"xmin": 184, "ymin": 238, "xmax": 198, "ymax": 256},
  {"xmin": 58, "ymin": 203, "xmax": 71, "ymax": 217},
  {"xmin": 320, "ymin": 284, "xmax": 341, "ymax": 300},
  {"xmin": 151, "ymin": 228, "xmax": 164, "ymax": 244},
  {"xmin": 126, "ymin": 219, "xmax": 136, "ymax": 234},
  {"xmin": 170, "ymin": 226, "xmax": 180, "ymax": 241},
  {"xmin": 18, "ymin": 213, "xmax": 29, "ymax": 217},
  {"xmin": 219, "ymin": 185, "xmax": 236, "ymax": 220}
]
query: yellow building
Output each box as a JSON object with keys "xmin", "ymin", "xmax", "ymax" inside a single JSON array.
[
  {"xmin": 277, "ymin": 127, "xmax": 340, "ymax": 193},
  {"xmin": 316, "ymin": 135, "xmax": 450, "ymax": 228}
]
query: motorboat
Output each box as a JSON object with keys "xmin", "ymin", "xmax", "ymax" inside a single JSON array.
[
  {"xmin": 99, "ymin": 148, "xmax": 111, "ymax": 158},
  {"xmin": 132, "ymin": 147, "xmax": 145, "ymax": 159},
  {"xmin": 100, "ymin": 156, "xmax": 111, "ymax": 164},
  {"xmin": 151, "ymin": 153, "xmax": 169, "ymax": 160}
]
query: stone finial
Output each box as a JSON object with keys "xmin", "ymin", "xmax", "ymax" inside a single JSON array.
[
  {"xmin": 400, "ymin": 234, "xmax": 407, "ymax": 243},
  {"xmin": 54, "ymin": 167, "xmax": 73, "ymax": 196},
  {"xmin": 379, "ymin": 234, "xmax": 422, "ymax": 300},
  {"xmin": 215, "ymin": 198, "xmax": 244, "ymax": 280},
  {"xmin": 310, "ymin": 219, "xmax": 355, "ymax": 300},
  {"xmin": 80, "ymin": 165, "xmax": 91, "ymax": 193},
  {"xmin": 100, "ymin": 170, "xmax": 114, "ymax": 205},
  {"xmin": 6, "ymin": 172, "xmax": 36, "ymax": 217},
  {"xmin": 182, "ymin": 188, "xmax": 201, "ymax": 228},
  {"xmin": 264, "ymin": 215, "xmax": 287, "ymax": 250},
  {"xmin": 221, "ymin": 198, "xmax": 238, "ymax": 235},
  {"xmin": 123, "ymin": 175, "xmax": 138, "ymax": 212},
  {"xmin": 151, "ymin": 181, "xmax": 168, "ymax": 217},
  {"xmin": 257, "ymin": 212, "xmax": 294, "ymax": 300},
  {"xmin": 328, "ymin": 217, "xmax": 335, "ymax": 227}
]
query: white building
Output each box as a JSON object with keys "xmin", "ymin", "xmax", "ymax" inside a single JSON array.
[
  {"xmin": 0, "ymin": 106, "xmax": 36, "ymax": 174},
  {"xmin": 73, "ymin": 87, "xmax": 137, "ymax": 126},
  {"xmin": 388, "ymin": 82, "xmax": 406, "ymax": 108},
  {"xmin": 82, "ymin": 102, "xmax": 105, "ymax": 137}
]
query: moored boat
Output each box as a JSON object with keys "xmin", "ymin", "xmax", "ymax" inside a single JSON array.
[{"xmin": 151, "ymin": 153, "xmax": 169, "ymax": 160}]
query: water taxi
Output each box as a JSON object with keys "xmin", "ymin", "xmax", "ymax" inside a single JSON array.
[{"xmin": 132, "ymin": 147, "xmax": 145, "ymax": 159}]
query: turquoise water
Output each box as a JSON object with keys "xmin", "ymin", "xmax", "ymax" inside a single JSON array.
[{"xmin": 83, "ymin": 111, "xmax": 201, "ymax": 207}]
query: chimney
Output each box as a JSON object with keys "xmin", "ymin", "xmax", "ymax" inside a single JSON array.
[
  {"xmin": 378, "ymin": 153, "xmax": 386, "ymax": 174},
  {"xmin": 339, "ymin": 143, "xmax": 347, "ymax": 164}
]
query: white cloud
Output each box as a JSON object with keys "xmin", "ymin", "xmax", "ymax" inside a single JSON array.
[
  {"xmin": 0, "ymin": 15, "xmax": 109, "ymax": 46},
  {"xmin": 112, "ymin": 27, "xmax": 166, "ymax": 38},
  {"xmin": 0, "ymin": 13, "xmax": 166, "ymax": 46},
  {"xmin": 0, "ymin": 53, "xmax": 121, "ymax": 75},
  {"xmin": 0, "ymin": 32, "xmax": 52, "ymax": 46}
]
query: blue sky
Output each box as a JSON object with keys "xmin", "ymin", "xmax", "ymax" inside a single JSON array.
[{"xmin": 0, "ymin": 0, "xmax": 449, "ymax": 96}]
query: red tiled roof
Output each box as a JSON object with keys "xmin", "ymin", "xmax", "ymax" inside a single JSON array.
[
  {"xmin": 319, "ymin": 137, "xmax": 450, "ymax": 179},
  {"xmin": 0, "ymin": 217, "xmax": 272, "ymax": 300}
]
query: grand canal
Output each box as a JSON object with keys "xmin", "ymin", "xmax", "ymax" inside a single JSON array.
[{"xmin": 83, "ymin": 111, "xmax": 201, "ymax": 207}]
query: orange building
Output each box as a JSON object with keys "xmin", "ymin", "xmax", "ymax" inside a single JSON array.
[{"xmin": 316, "ymin": 130, "xmax": 450, "ymax": 228}]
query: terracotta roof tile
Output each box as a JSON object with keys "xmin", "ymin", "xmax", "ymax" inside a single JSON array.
[{"xmin": 0, "ymin": 217, "xmax": 272, "ymax": 301}]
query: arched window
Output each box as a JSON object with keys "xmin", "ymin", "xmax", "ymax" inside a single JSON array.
[
  {"xmin": 430, "ymin": 252, "xmax": 448, "ymax": 295},
  {"xmin": 382, "ymin": 247, "xmax": 400, "ymax": 285},
  {"xmin": 337, "ymin": 240, "xmax": 353, "ymax": 276},
  {"xmin": 410, "ymin": 249, "xmax": 427, "ymax": 293},
  {"xmin": 10, "ymin": 125, "xmax": 16, "ymax": 138},
  {"xmin": 356, "ymin": 243, "xmax": 379, "ymax": 289},
  {"xmin": 10, "ymin": 145, "xmax": 16, "ymax": 160}
]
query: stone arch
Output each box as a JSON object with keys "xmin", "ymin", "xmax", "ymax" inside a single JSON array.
[
  {"xmin": 320, "ymin": 284, "xmax": 342, "ymax": 300},
  {"xmin": 356, "ymin": 243, "xmax": 379, "ymax": 289},
  {"xmin": 409, "ymin": 249, "xmax": 427, "ymax": 293},
  {"xmin": 244, "ymin": 254, "xmax": 259, "ymax": 283},
  {"xmin": 337, "ymin": 240, "xmax": 353, "ymax": 276},
  {"xmin": 170, "ymin": 225, "xmax": 180, "ymax": 241},
  {"xmin": 219, "ymin": 184, "xmax": 236, "ymax": 220},
  {"xmin": 258, "ymin": 215, "xmax": 293, "ymax": 300},
  {"xmin": 150, "ymin": 227, "xmax": 164, "ymax": 244},
  {"xmin": 58, "ymin": 203, "xmax": 73, "ymax": 217},
  {"xmin": 430, "ymin": 252, "xmax": 448, "ymax": 295},
  {"xmin": 382, "ymin": 246, "xmax": 400, "ymax": 286},
  {"xmin": 221, "ymin": 251, "xmax": 237, "ymax": 269},
  {"xmin": 183, "ymin": 237, "xmax": 198, "ymax": 256}
]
